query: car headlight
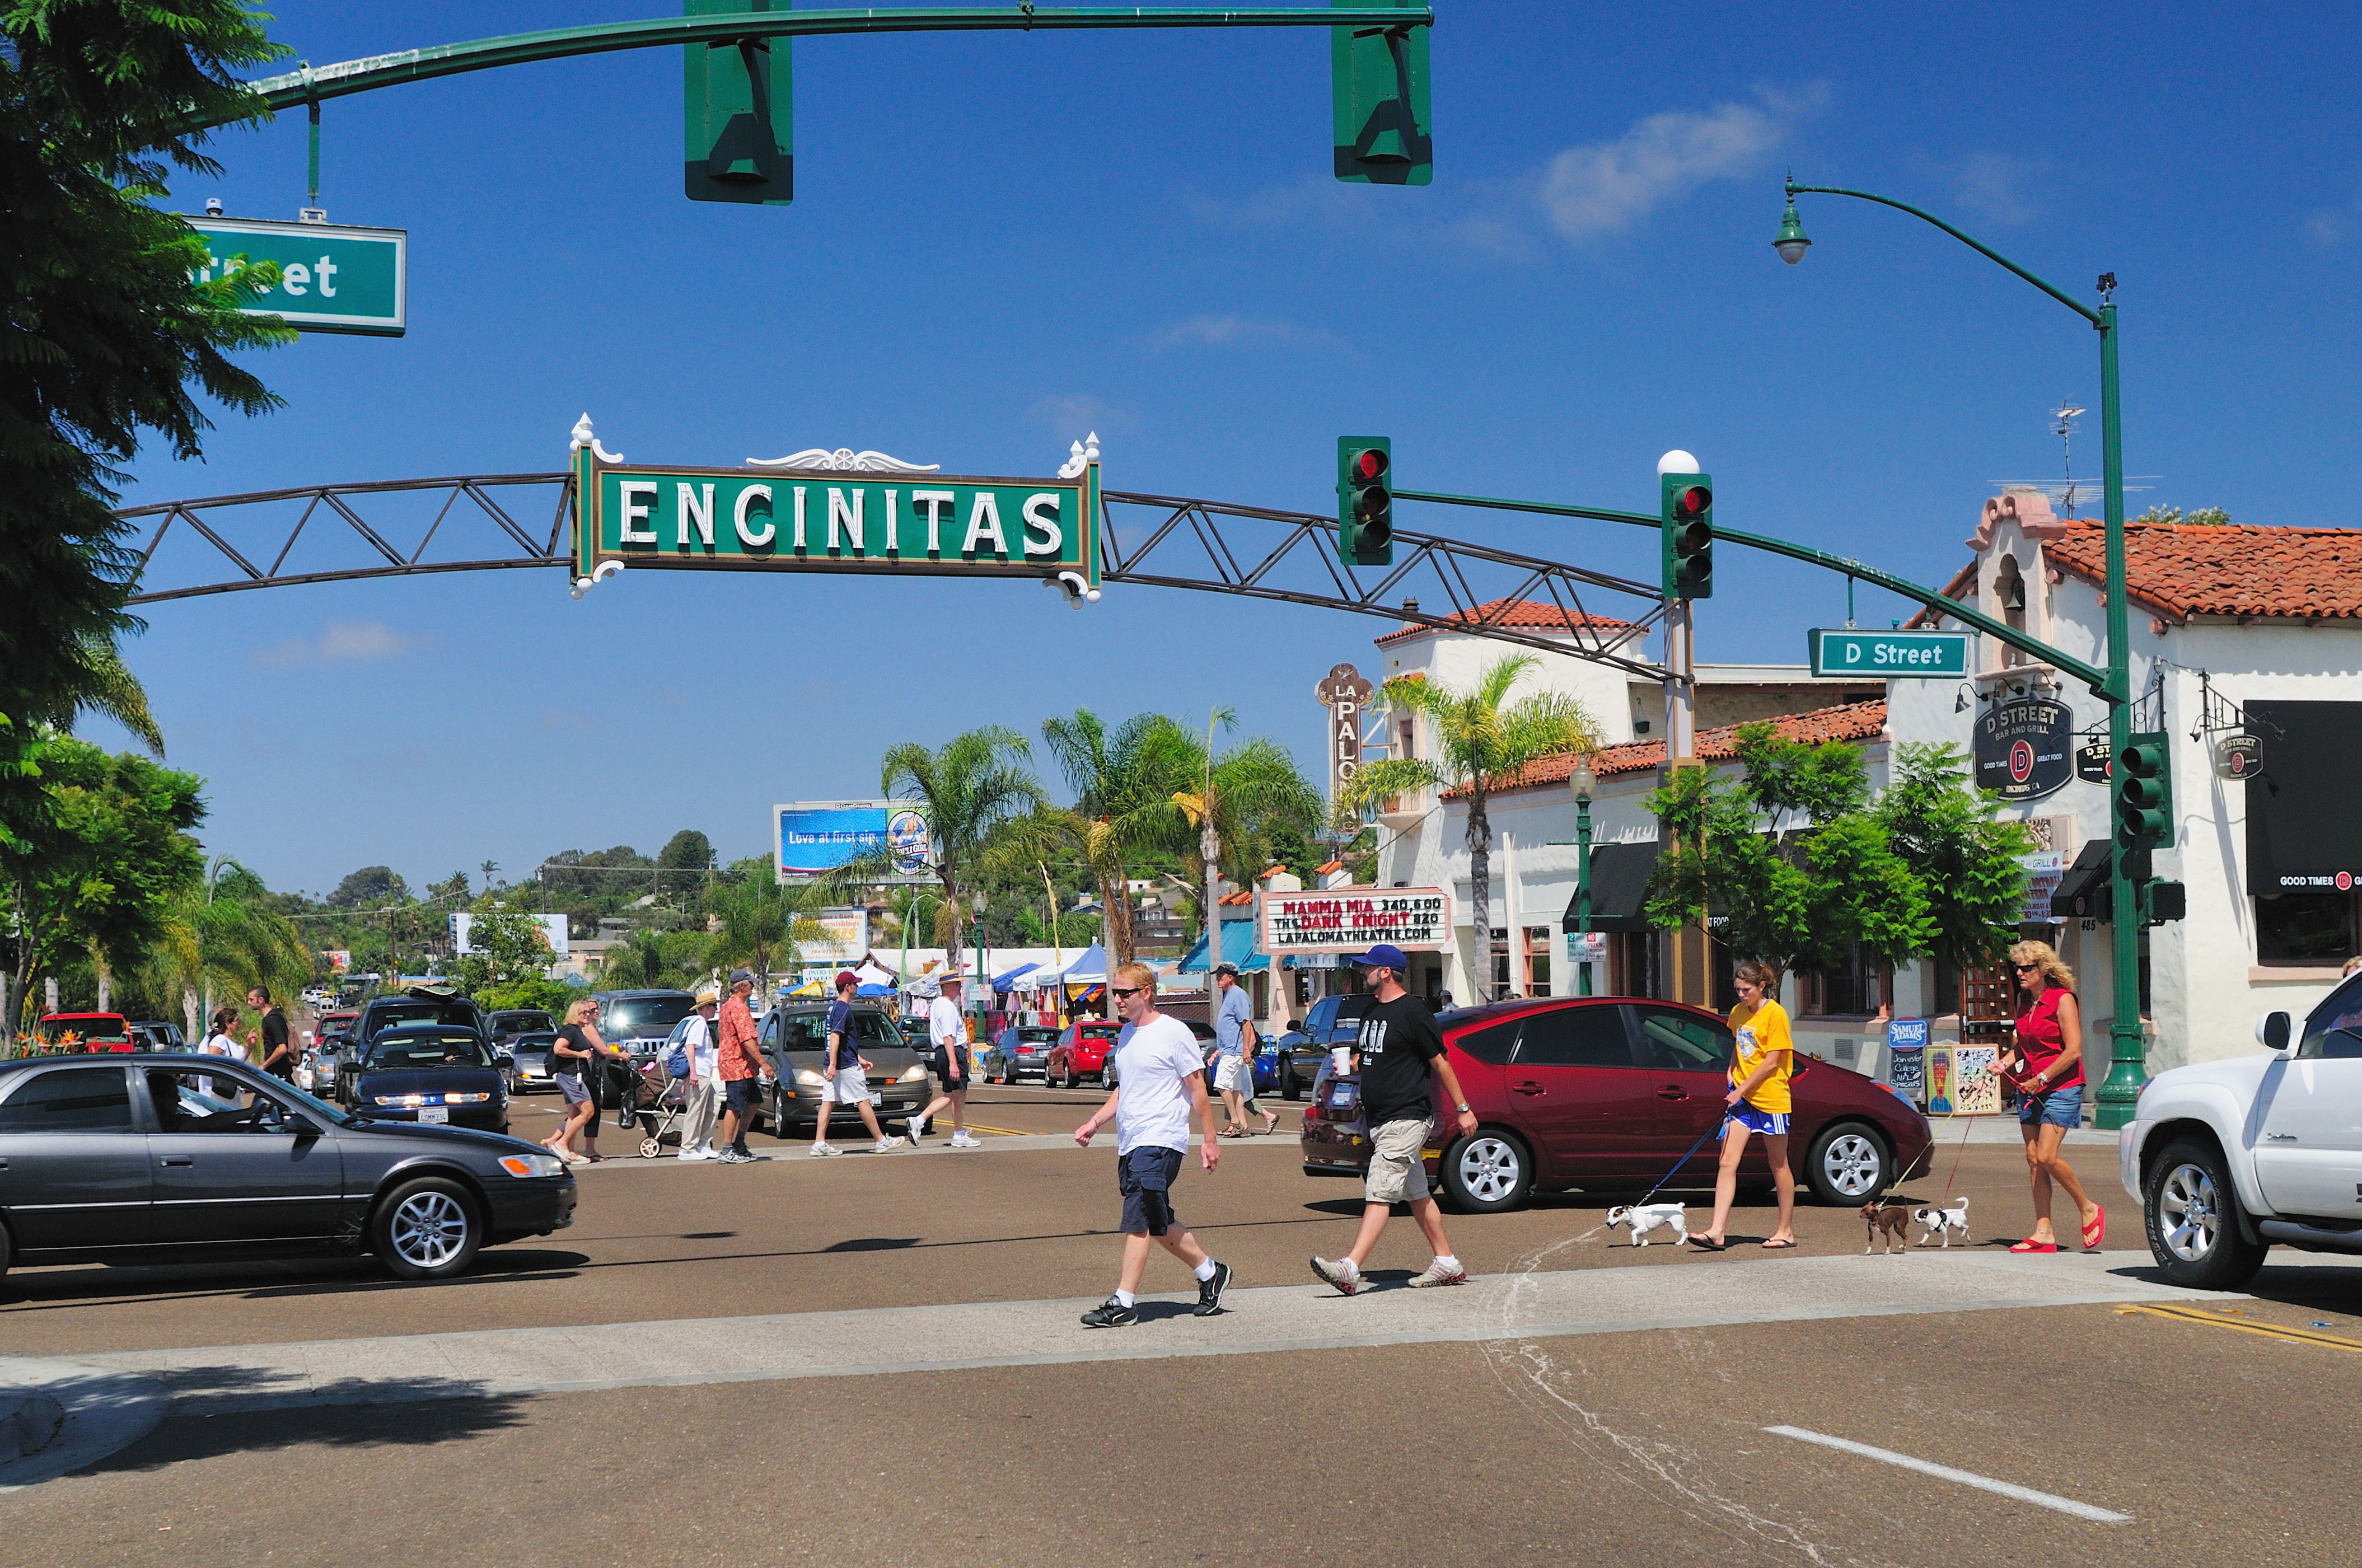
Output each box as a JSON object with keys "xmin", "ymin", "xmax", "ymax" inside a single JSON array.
[
  {"xmin": 795, "ymin": 1069, "xmax": 826, "ymax": 1087},
  {"xmin": 498, "ymin": 1153, "xmax": 565, "ymax": 1178},
  {"xmin": 447, "ymin": 1092, "xmax": 492, "ymax": 1104},
  {"xmin": 899, "ymin": 1064, "xmax": 927, "ymax": 1082},
  {"xmin": 373, "ymin": 1094, "xmax": 424, "ymax": 1107}
]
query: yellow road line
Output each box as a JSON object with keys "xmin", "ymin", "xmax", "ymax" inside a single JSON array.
[
  {"xmin": 954, "ymin": 1123, "xmax": 1035, "ymax": 1137},
  {"xmin": 2116, "ymin": 1302, "xmax": 2362, "ymax": 1352}
]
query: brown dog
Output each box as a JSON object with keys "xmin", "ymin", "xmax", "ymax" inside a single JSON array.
[{"xmin": 1860, "ymin": 1200, "xmax": 1911, "ymax": 1255}]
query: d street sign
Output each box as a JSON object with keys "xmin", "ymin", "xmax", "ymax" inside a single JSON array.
[
  {"xmin": 569, "ymin": 420, "xmax": 1099, "ymax": 593},
  {"xmin": 2215, "ymin": 733, "xmax": 2263, "ymax": 780},
  {"xmin": 2076, "ymin": 739, "xmax": 2112, "ymax": 784},
  {"xmin": 1975, "ymin": 696, "xmax": 2073, "ymax": 802},
  {"xmin": 1808, "ymin": 628, "xmax": 1968, "ymax": 678},
  {"xmin": 181, "ymin": 216, "xmax": 406, "ymax": 336}
]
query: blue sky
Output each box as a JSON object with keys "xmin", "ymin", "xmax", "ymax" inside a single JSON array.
[{"xmin": 96, "ymin": 1, "xmax": 2362, "ymax": 895}]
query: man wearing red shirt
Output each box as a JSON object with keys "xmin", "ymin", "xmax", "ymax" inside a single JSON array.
[{"xmin": 715, "ymin": 968, "xmax": 770, "ymax": 1164}]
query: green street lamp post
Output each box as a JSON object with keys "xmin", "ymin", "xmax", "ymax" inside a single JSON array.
[
  {"xmin": 1569, "ymin": 759, "xmax": 1596, "ymax": 998},
  {"xmin": 1773, "ymin": 179, "xmax": 2144, "ymax": 1129}
]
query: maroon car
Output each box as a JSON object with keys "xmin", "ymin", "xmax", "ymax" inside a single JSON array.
[{"xmin": 1299, "ymin": 997, "xmax": 1931, "ymax": 1213}]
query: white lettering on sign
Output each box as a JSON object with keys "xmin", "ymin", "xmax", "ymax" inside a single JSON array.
[
  {"xmin": 913, "ymin": 489, "xmax": 954, "ymax": 553},
  {"xmin": 1021, "ymin": 493, "xmax": 1063, "ymax": 556},
  {"xmin": 883, "ymin": 488, "xmax": 900, "ymax": 553},
  {"xmin": 828, "ymin": 488, "xmax": 864, "ymax": 552},
  {"xmin": 316, "ymin": 255, "xmax": 337, "ymax": 297},
  {"xmin": 792, "ymin": 485, "xmax": 808, "ymax": 549},
  {"xmin": 1315, "ymin": 662, "xmax": 1375, "ymax": 802},
  {"xmin": 677, "ymin": 482, "xmax": 715, "ymax": 547},
  {"xmin": 733, "ymin": 484, "xmax": 774, "ymax": 548},
  {"xmin": 619, "ymin": 481, "xmax": 658, "ymax": 544},
  {"xmin": 282, "ymin": 262, "xmax": 310, "ymax": 296},
  {"xmin": 1263, "ymin": 888, "xmax": 1451, "ymax": 953},
  {"xmin": 964, "ymin": 492, "xmax": 1007, "ymax": 555}
]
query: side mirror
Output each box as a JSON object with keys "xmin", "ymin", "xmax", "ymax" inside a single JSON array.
[{"xmin": 2257, "ymin": 1011, "xmax": 2293, "ymax": 1054}]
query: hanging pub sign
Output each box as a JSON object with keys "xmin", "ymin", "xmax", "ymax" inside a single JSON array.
[
  {"xmin": 1261, "ymin": 887, "xmax": 1451, "ymax": 954},
  {"xmin": 1975, "ymin": 696, "xmax": 2073, "ymax": 802},
  {"xmin": 2075, "ymin": 739, "xmax": 2111, "ymax": 784},
  {"xmin": 2214, "ymin": 733, "xmax": 2263, "ymax": 780}
]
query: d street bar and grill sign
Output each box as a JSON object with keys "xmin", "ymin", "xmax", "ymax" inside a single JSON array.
[
  {"xmin": 1262, "ymin": 888, "xmax": 1452, "ymax": 955},
  {"xmin": 568, "ymin": 419, "xmax": 1098, "ymax": 592},
  {"xmin": 1975, "ymin": 696, "xmax": 2073, "ymax": 801}
]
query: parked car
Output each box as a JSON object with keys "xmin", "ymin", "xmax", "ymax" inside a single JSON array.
[
  {"xmin": 33, "ymin": 1013, "xmax": 136, "ymax": 1054},
  {"xmin": 899, "ymin": 1018, "xmax": 933, "ymax": 1052},
  {"xmin": 1298, "ymin": 996, "xmax": 1931, "ymax": 1214},
  {"xmin": 0, "ymin": 1054, "xmax": 572, "ymax": 1281},
  {"xmin": 595, "ymin": 990, "xmax": 697, "ymax": 1061},
  {"xmin": 125, "ymin": 1019, "xmax": 189, "ymax": 1054},
  {"xmin": 504, "ymin": 1029, "xmax": 561, "ymax": 1094},
  {"xmin": 759, "ymin": 999, "xmax": 930, "ymax": 1136},
  {"xmin": 1046, "ymin": 1020, "xmax": 1123, "ymax": 1088},
  {"xmin": 1273, "ymin": 994, "xmax": 1376, "ymax": 1099},
  {"xmin": 486, "ymin": 1008, "xmax": 557, "ymax": 1047},
  {"xmin": 337, "ymin": 1023, "xmax": 511, "ymax": 1135},
  {"xmin": 356, "ymin": 985, "xmax": 488, "ymax": 1045},
  {"xmin": 314, "ymin": 1010, "xmax": 359, "ymax": 1049},
  {"xmin": 2122, "ymin": 978, "xmax": 2362, "ymax": 1289},
  {"xmin": 981, "ymin": 1025, "xmax": 1061, "ymax": 1083}
]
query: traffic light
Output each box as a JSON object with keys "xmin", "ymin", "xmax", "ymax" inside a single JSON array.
[
  {"xmin": 1660, "ymin": 473, "xmax": 1714, "ymax": 598},
  {"xmin": 685, "ymin": 0, "xmax": 792, "ymax": 205},
  {"xmin": 1331, "ymin": 0, "xmax": 1432, "ymax": 185},
  {"xmin": 2115, "ymin": 731, "xmax": 2174, "ymax": 849},
  {"xmin": 1337, "ymin": 437, "xmax": 1393, "ymax": 565},
  {"xmin": 2143, "ymin": 881, "xmax": 2187, "ymax": 926}
]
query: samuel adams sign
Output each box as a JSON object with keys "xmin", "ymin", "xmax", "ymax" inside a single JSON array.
[{"xmin": 1975, "ymin": 696, "xmax": 2073, "ymax": 802}]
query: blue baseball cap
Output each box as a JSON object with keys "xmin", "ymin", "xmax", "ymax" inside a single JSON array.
[{"xmin": 1349, "ymin": 943, "xmax": 1409, "ymax": 973}]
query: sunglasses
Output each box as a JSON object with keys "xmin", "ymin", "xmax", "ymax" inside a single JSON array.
[
  {"xmin": 2012, "ymin": 962, "xmax": 2038, "ymax": 972},
  {"xmin": 1109, "ymin": 986, "xmax": 1144, "ymax": 999}
]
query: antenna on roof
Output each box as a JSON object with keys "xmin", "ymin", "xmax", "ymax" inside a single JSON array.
[{"xmin": 2052, "ymin": 401, "xmax": 2086, "ymax": 518}]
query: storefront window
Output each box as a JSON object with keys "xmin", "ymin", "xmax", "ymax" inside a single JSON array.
[{"xmin": 2256, "ymin": 893, "xmax": 2359, "ymax": 966}]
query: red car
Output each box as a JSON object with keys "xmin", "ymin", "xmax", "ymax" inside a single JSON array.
[
  {"xmin": 34, "ymin": 1013, "xmax": 136, "ymax": 1054},
  {"xmin": 1045, "ymin": 1020, "xmax": 1122, "ymax": 1088},
  {"xmin": 1299, "ymin": 996, "xmax": 1931, "ymax": 1213}
]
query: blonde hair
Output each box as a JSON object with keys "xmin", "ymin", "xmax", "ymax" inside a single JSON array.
[
  {"xmin": 2008, "ymin": 939, "xmax": 2075, "ymax": 991},
  {"xmin": 1113, "ymin": 961, "xmax": 1156, "ymax": 994},
  {"xmin": 563, "ymin": 998, "xmax": 597, "ymax": 1025}
]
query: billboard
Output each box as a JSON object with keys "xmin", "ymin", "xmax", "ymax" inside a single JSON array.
[
  {"xmin": 803, "ymin": 908, "xmax": 872, "ymax": 967},
  {"xmin": 775, "ymin": 801, "xmax": 931, "ymax": 883},
  {"xmin": 1261, "ymin": 888, "xmax": 1452, "ymax": 954},
  {"xmin": 450, "ymin": 912, "xmax": 570, "ymax": 958}
]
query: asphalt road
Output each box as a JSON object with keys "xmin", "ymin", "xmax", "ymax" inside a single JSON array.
[{"xmin": 6, "ymin": 1082, "xmax": 2357, "ymax": 1567}]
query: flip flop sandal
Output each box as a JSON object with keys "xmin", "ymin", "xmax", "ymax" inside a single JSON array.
[
  {"xmin": 1687, "ymin": 1236, "xmax": 1729, "ymax": 1252},
  {"xmin": 2082, "ymin": 1204, "xmax": 2107, "ymax": 1250},
  {"xmin": 1760, "ymin": 1238, "xmax": 1798, "ymax": 1249},
  {"xmin": 2009, "ymin": 1237, "xmax": 2059, "ymax": 1252}
]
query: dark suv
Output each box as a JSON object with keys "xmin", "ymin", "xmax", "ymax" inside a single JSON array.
[
  {"xmin": 594, "ymin": 990, "xmax": 697, "ymax": 1061},
  {"xmin": 759, "ymin": 1000, "xmax": 929, "ymax": 1136},
  {"xmin": 1274, "ymin": 993, "xmax": 1375, "ymax": 1099},
  {"xmin": 357, "ymin": 986, "xmax": 488, "ymax": 1043}
]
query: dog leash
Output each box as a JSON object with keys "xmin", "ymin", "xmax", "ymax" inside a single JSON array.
[{"xmin": 1627, "ymin": 1109, "xmax": 1733, "ymax": 1211}]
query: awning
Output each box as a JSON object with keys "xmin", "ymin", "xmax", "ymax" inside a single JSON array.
[
  {"xmin": 1052, "ymin": 944, "xmax": 1109, "ymax": 985},
  {"xmin": 2049, "ymin": 840, "xmax": 2113, "ymax": 919},
  {"xmin": 2246, "ymin": 700, "xmax": 2362, "ymax": 895},
  {"xmin": 1557, "ymin": 841, "xmax": 1663, "ymax": 935},
  {"xmin": 991, "ymin": 962, "xmax": 1040, "ymax": 993},
  {"xmin": 1179, "ymin": 919, "xmax": 1270, "ymax": 973}
]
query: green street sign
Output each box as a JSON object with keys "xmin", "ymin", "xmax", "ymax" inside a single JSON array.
[
  {"xmin": 180, "ymin": 216, "xmax": 406, "ymax": 336},
  {"xmin": 569, "ymin": 425, "xmax": 1099, "ymax": 594},
  {"xmin": 1808, "ymin": 627, "xmax": 1968, "ymax": 677}
]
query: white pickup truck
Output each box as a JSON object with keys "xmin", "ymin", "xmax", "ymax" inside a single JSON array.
[{"xmin": 2121, "ymin": 975, "xmax": 2362, "ymax": 1288}]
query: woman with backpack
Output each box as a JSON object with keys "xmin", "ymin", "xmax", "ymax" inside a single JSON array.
[{"xmin": 545, "ymin": 998, "xmax": 620, "ymax": 1164}]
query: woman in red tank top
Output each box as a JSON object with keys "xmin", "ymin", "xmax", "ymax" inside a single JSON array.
[{"xmin": 2001, "ymin": 940, "xmax": 2103, "ymax": 1252}]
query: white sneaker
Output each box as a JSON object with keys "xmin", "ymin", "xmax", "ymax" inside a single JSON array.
[
  {"xmin": 810, "ymin": 1143, "xmax": 841, "ymax": 1158},
  {"xmin": 872, "ymin": 1138, "xmax": 900, "ymax": 1154},
  {"xmin": 950, "ymin": 1131, "xmax": 980, "ymax": 1149},
  {"xmin": 676, "ymin": 1147, "xmax": 710, "ymax": 1162}
]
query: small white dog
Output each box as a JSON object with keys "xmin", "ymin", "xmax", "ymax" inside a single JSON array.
[
  {"xmin": 1603, "ymin": 1202, "xmax": 1689, "ymax": 1247},
  {"xmin": 1911, "ymin": 1196, "xmax": 1971, "ymax": 1248}
]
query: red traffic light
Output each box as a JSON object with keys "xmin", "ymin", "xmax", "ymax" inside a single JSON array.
[
  {"xmin": 1354, "ymin": 448, "xmax": 1388, "ymax": 483},
  {"xmin": 1672, "ymin": 483, "xmax": 1711, "ymax": 518}
]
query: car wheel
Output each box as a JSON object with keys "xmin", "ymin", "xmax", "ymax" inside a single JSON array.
[
  {"xmin": 1804, "ymin": 1122, "xmax": 1891, "ymax": 1205},
  {"xmin": 372, "ymin": 1177, "xmax": 483, "ymax": 1281},
  {"xmin": 1440, "ymin": 1131, "xmax": 1533, "ymax": 1214},
  {"xmin": 2145, "ymin": 1138, "xmax": 2268, "ymax": 1290},
  {"xmin": 1281, "ymin": 1066, "xmax": 1301, "ymax": 1102}
]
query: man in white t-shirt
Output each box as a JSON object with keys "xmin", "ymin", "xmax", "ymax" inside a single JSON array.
[
  {"xmin": 1073, "ymin": 961, "xmax": 1229, "ymax": 1327},
  {"xmin": 906, "ymin": 973, "xmax": 978, "ymax": 1149},
  {"xmin": 675, "ymin": 985, "xmax": 722, "ymax": 1161}
]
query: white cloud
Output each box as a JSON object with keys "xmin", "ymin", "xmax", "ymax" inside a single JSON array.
[
  {"xmin": 250, "ymin": 620, "xmax": 420, "ymax": 670},
  {"xmin": 1538, "ymin": 97, "xmax": 1798, "ymax": 239},
  {"xmin": 1030, "ymin": 394, "xmax": 1126, "ymax": 439},
  {"xmin": 1152, "ymin": 315, "xmax": 1325, "ymax": 352},
  {"xmin": 1952, "ymin": 151, "xmax": 2042, "ymax": 226}
]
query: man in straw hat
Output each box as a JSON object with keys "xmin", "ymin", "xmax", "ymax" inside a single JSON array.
[
  {"xmin": 676, "ymin": 982, "xmax": 723, "ymax": 1162},
  {"xmin": 906, "ymin": 969, "xmax": 980, "ymax": 1149}
]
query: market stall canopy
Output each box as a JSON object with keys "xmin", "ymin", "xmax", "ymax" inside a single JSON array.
[
  {"xmin": 1052, "ymin": 944, "xmax": 1109, "ymax": 985},
  {"xmin": 1180, "ymin": 920, "xmax": 1268, "ymax": 973},
  {"xmin": 992, "ymin": 962, "xmax": 1041, "ymax": 993}
]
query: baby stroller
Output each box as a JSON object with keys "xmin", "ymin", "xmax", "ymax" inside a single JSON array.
[{"xmin": 616, "ymin": 1059, "xmax": 688, "ymax": 1159}]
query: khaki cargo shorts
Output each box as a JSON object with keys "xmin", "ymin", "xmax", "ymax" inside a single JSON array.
[{"xmin": 1365, "ymin": 1115, "xmax": 1433, "ymax": 1204}]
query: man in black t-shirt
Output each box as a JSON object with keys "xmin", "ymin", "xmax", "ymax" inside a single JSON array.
[
  {"xmin": 1309, "ymin": 944, "xmax": 1479, "ymax": 1296},
  {"xmin": 249, "ymin": 986, "xmax": 294, "ymax": 1081}
]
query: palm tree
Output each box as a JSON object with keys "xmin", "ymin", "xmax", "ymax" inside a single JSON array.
[
  {"xmin": 1168, "ymin": 708, "xmax": 1323, "ymax": 959},
  {"xmin": 133, "ymin": 861, "xmax": 312, "ymax": 1046},
  {"xmin": 876, "ymin": 727, "xmax": 1043, "ymax": 971},
  {"xmin": 1039, "ymin": 709, "xmax": 1197, "ymax": 965},
  {"xmin": 1344, "ymin": 654, "xmax": 1601, "ymax": 1001},
  {"xmin": 703, "ymin": 857, "xmax": 829, "ymax": 997}
]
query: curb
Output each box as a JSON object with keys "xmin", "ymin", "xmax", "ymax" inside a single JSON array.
[{"xmin": 0, "ymin": 1358, "xmax": 170, "ymax": 1492}]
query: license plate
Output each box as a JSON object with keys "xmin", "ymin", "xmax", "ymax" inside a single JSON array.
[
  {"xmin": 419, "ymin": 1105, "xmax": 448, "ymax": 1124},
  {"xmin": 868, "ymin": 1092, "xmax": 882, "ymax": 1108}
]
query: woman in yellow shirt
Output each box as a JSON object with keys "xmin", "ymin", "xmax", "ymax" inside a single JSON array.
[{"xmin": 1693, "ymin": 959, "xmax": 1799, "ymax": 1251}]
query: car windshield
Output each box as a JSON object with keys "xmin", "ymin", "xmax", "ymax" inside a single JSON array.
[
  {"xmin": 2301, "ymin": 975, "xmax": 2362, "ymax": 1057},
  {"xmin": 605, "ymin": 997, "xmax": 694, "ymax": 1035},
  {"xmin": 366, "ymin": 1033, "xmax": 494, "ymax": 1069},
  {"xmin": 368, "ymin": 1000, "xmax": 477, "ymax": 1034},
  {"xmin": 1018, "ymin": 1028, "xmax": 1058, "ymax": 1043},
  {"xmin": 490, "ymin": 1010, "xmax": 554, "ymax": 1033}
]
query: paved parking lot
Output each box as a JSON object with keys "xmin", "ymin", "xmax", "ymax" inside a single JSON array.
[{"xmin": 5, "ymin": 1084, "xmax": 2356, "ymax": 1566}]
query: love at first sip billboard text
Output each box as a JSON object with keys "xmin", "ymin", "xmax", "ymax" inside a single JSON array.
[{"xmin": 774, "ymin": 802, "xmax": 932, "ymax": 884}]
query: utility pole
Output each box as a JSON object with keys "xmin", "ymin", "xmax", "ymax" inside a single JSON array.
[{"xmin": 1660, "ymin": 450, "xmax": 1710, "ymax": 1007}]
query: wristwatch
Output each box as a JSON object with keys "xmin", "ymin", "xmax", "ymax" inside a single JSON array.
[{"xmin": 1453, "ymin": 1102, "xmax": 1471, "ymax": 1113}]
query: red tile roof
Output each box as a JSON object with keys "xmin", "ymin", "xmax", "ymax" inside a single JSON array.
[
  {"xmin": 1914, "ymin": 521, "xmax": 2362, "ymax": 626},
  {"xmin": 1449, "ymin": 700, "xmax": 1889, "ymax": 797},
  {"xmin": 1376, "ymin": 597, "xmax": 1633, "ymax": 645},
  {"xmin": 1313, "ymin": 859, "xmax": 1345, "ymax": 875}
]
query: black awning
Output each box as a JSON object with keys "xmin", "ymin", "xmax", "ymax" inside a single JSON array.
[
  {"xmin": 2050, "ymin": 839, "xmax": 2113, "ymax": 919},
  {"xmin": 2247, "ymin": 700, "xmax": 2362, "ymax": 896},
  {"xmin": 1560, "ymin": 840, "xmax": 1662, "ymax": 934}
]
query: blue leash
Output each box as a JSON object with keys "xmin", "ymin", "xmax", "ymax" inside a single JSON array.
[{"xmin": 1629, "ymin": 1109, "xmax": 1733, "ymax": 1209}]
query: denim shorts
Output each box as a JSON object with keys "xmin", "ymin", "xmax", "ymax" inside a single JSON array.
[
  {"xmin": 556, "ymin": 1071, "xmax": 592, "ymax": 1106},
  {"xmin": 723, "ymin": 1076, "xmax": 764, "ymax": 1113},
  {"xmin": 2018, "ymin": 1080, "xmax": 2085, "ymax": 1129},
  {"xmin": 1117, "ymin": 1145, "xmax": 1185, "ymax": 1236}
]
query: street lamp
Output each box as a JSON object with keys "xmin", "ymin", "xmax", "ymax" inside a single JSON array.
[
  {"xmin": 1568, "ymin": 759, "xmax": 1596, "ymax": 998},
  {"xmin": 1774, "ymin": 176, "xmax": 2142, "ymax": 1130}
]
